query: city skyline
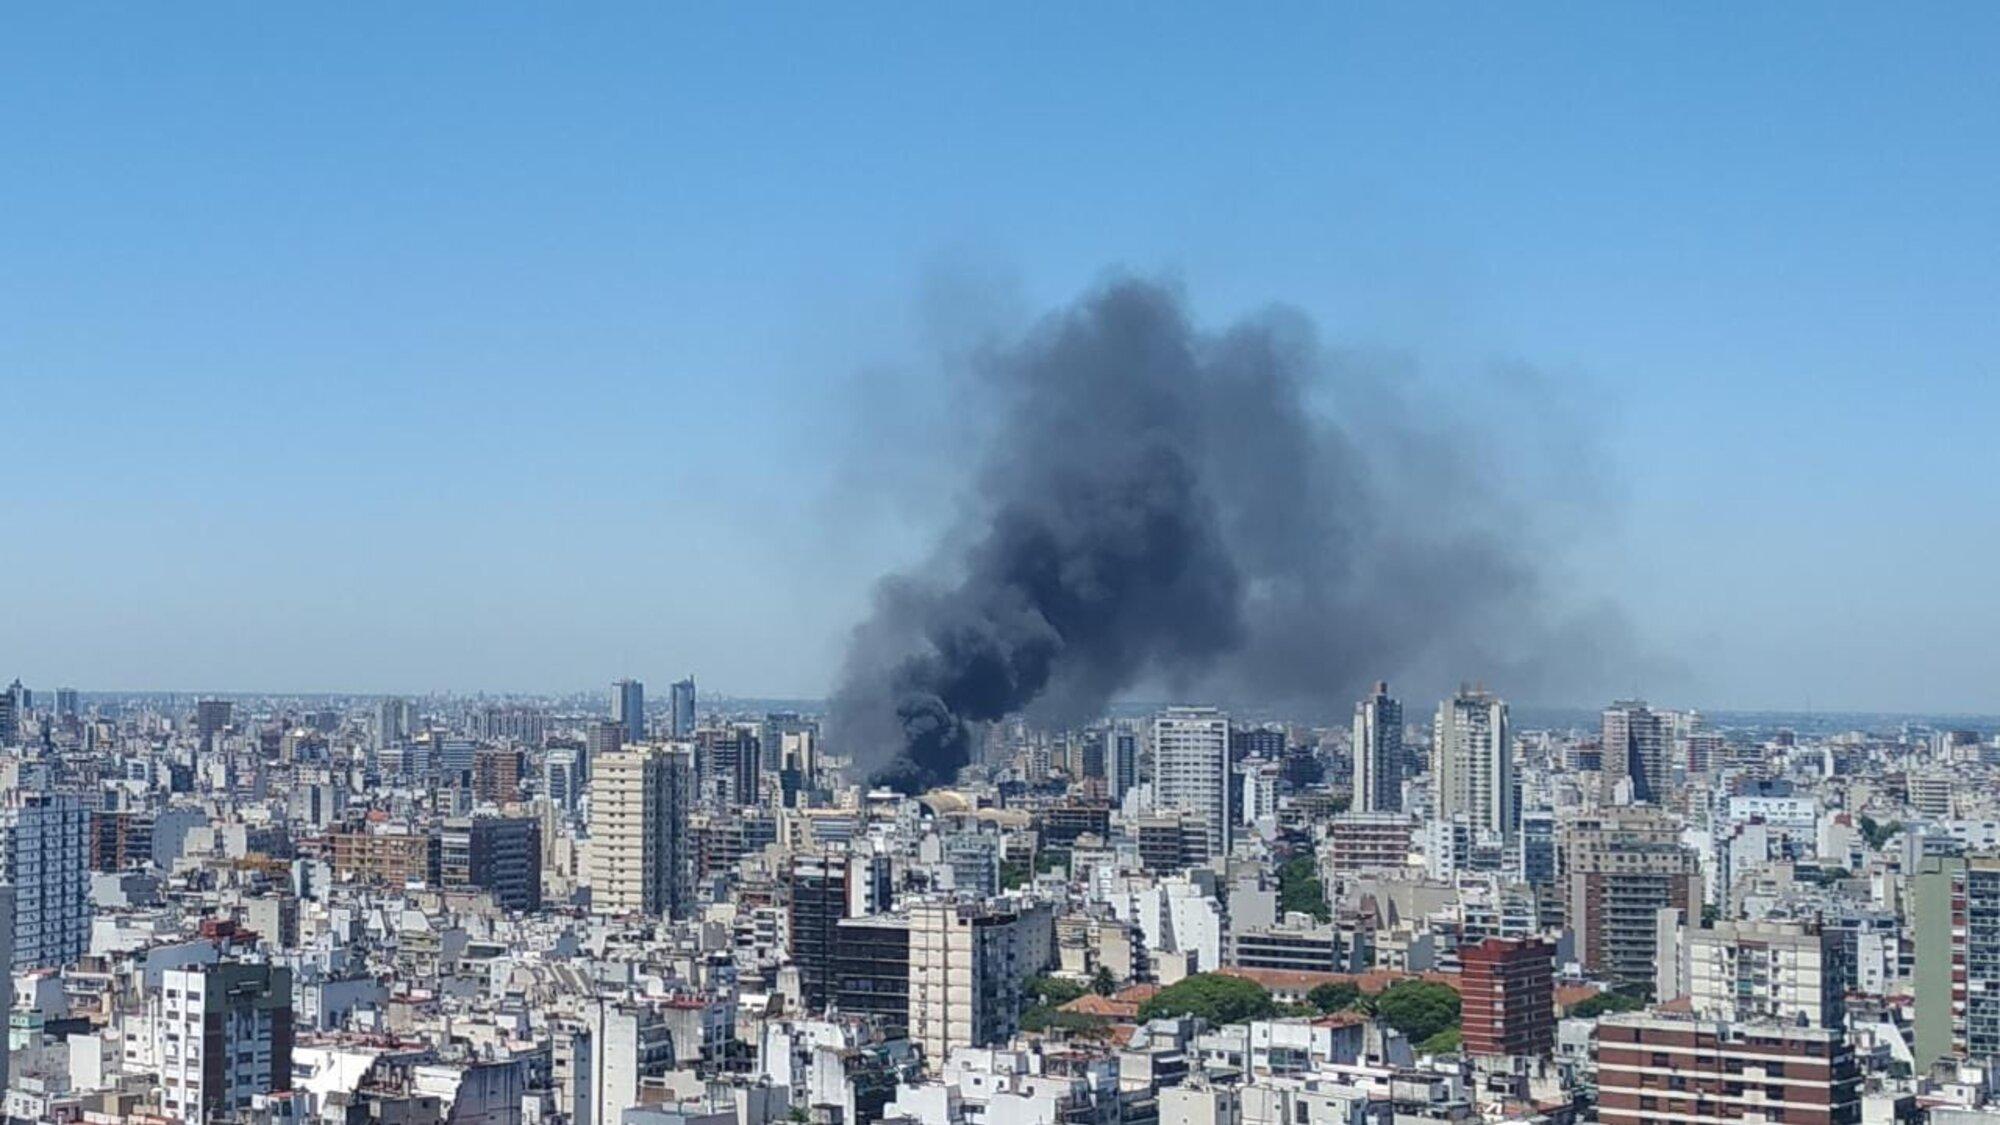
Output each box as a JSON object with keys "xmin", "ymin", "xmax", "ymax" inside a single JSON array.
[{"xmin": 8, "ymin": 7, "xmax": 2000, "ymax": 713}]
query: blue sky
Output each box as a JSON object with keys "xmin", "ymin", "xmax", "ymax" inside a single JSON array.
[{"xmin": 4, "ymin": 5, "xmax": 1997, "ymax": 710}]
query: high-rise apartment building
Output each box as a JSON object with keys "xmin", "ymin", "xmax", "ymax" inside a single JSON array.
[
  {"xmin": 585, "ymin": 720, "xmax": 626, "ymax": 777},
  {"xmin": 1434, "ymin": 688, "xmax": 1513, "ymax": 841},
  {"xmin": 54, "ymin": 688, "xmax": 79, "ymax": 721},
  {"xmin": 587, "ymin": 744, "xmax": 694, "ymax": 919},
  {"xmin": 669, "ymin": 677, "xmax": 697, "ymax": 739},
  {"xmin": 906, "ymin": 902, "xmax": 1028, "ymax": 1065},
  {"xmin": 612, "ymin": 679, "xmax": 646, "ymax": 745},
  {"xmin": 156, "ymin": 963, "xmax": 295, "ymax": 1124},
  {"xmin": 1459, "ymin": 937, "xmax": 1555, "ymax": 1058},
  {"xmin": 1352, "ymin": 681, "xmax": 1403, "ymax": 813},
  {"xmin": 325, "ymin": 825, "xmax": 439, "ymax": 888},
  {"xmin": 1518, "ymin": 809, "xmax": 1558, "ymax": 886},
  {"xmin": 1915, "ymin": 853, "xmax": 2000, "ymax": 1068},
  {"xmin": 1685, "ymin": 920, "xmax": 1844, "ymax": 1030},
  {"xmin": 441, "ymin": 815, "xmax": 542, "ymax": 912},
  {"xmin": 471, "ymin": 747, "xmax": 524, "ymax": 804},
  {"xmin": 0, "ymin": 682, "xmax": 17, "ymax": 745},
  {"xmin": 375, "ymin": 696, "xmax": 415, "ymax": 751},
  {"xmin": 1, "ymin": 790, "xmax": 92, "ymax": 970},
  {"xmin": 835, "ymin": 915, "xmax": 912, "ymax": 1037},
  {"xmin": 1602, "ymin": 699, "xmax": 1671, "ymax": 805},
  {"xmin": 196, "ymin": 698, "xmax": 234, "ymax": 749},
  {"xmin": 1152, "ymin": 707, "xmax": 1231, "ymax": 862},
  {"xmin": 1106, "ymin": 724, "xmax": 1140, "ymax": 806},
  {"xmin": 789, "ymin": 848, "xmax": 893, "ymax": 1014},
  {"xmin": 697, "ymin": 724, "xmax": 762, "ymax": 810},
  {"xmin": 545, "ymin": 746, "xmax": 584, "ymax": 816},
  {"xmin": 1596, "ymin": 1011, "xmax": 1860, "ymax": 1125},
  {"xmin": 1563, "ymin": 807, "xmax": 1701, "ymax": 986},
  {"xmin": 762, "ymin": 712, "xmax": 815, "ymax": 776}
]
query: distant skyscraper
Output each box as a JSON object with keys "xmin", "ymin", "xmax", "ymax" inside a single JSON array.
[
  {"xmin": 762, "ymin": 711, "xmax": 815, "ymax": 776},
  {"xmin": 670, "ymin": 677, "xmax": 696, "ymax": 738},
  {"xmin": 1602, "ymin": 699, "xmax": 1670, "ymax": 805},
  {"xmin": 1152, "ymin": 706, "xmax": 1231, "ymax": 861},
  {"xmin": 1352, "ymin": 681, "xmax": 1403, "ymax": 813},
  {"xmin": 697, "ymin": 724, "xmax": 761, "ymax": 809},
  {"xmin": 195, "ymin": 699, "xmax": 233, "ymax": 750},
  {"xmin": 1434, "ymin": 687, "xmax": 1514, "ymax": 841},
  {"xmin": 584, "ymin": 720, "xmax": 625, "ymax": 779},
  {"xmin": 54, "ymin": 688, "xmax": 79, "ymax": 722},
  {"xmin": 612, "ymin": 679, "xmax": 645, "ymax": 744},
  {"xmin": 0, "ymin": 681, "xmax": 18, "ymax": 746},
  {"xmin": 375, "ymin": 697, "xmax": 415, "ymax": 752},
  {"xmin": 544, "ymin": 746, "xmax": 584, "ymax": 815}
]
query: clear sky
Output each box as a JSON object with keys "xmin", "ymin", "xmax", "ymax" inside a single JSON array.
[{"xmin": 5, "ymin": 5, "xmax": 1997, "ymax": 711}]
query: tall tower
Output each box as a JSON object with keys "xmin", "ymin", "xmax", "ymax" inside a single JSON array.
[
  {"xmin": 1109, "ymin": 724, "xmax": 1140, "ymax": 805},
  {"xmin": 1434, "ymin": 687, "xmax": 1514, "ymax": 841},
  {"xmin": 586, "ymin": 744, "xmax": 693, "ymax": 919},
  {"xmin": 196, "ymin": 699, "xmax": 233, "ymax": 750},
  {"xmin": 611, "ymin": 679, "xmax": 645, "ymax": 745},
  {"xmin": 670, "ymin": 677, "xmax": 697, "ymax": 739},
  {"xmin": 1352, "ymin": 681, "xmax": 1403, "ymax": 813},
  {"xmin": 374, "ymin": 697, "xmax": 415, "ymax": 752},
  {"xmin": 0, "ymin": 790, "xmax": 92, "ymax": 969},
  {"xmin": 1151, "ymin": 707, "xmax": 1231, "ymax": 861},
  {"xmin": 1602, "ymin": 699, "xmax": 1669, "ymax": 805}
]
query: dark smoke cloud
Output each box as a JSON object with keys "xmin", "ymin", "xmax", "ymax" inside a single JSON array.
[{"xmin": 832, "ymin": 276, "xmax": 1658, "ymax": 792}]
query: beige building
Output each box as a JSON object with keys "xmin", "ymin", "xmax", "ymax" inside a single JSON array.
[
  {"xmin": 1685, "ymin": 919, "xmax": 1843, "ymax": 1028},
  {"xmin": 906, "ymin": 902, "xmax": 1027, "ymax": 1067},
  {"xmin": 586, "ymin": 744, "xmax": 694, "ymax": 918}
]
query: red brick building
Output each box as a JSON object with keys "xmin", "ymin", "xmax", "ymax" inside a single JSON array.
[
  {"xmin": 1459, "ymin": 937, "xmax": 1554, "ymax": 1057},
  {"xmin": 1596, "ymin": 1011, "xmax": 1860, "ymax": 1125}
]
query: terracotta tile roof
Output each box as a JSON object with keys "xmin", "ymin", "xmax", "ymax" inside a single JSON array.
[
  {"xmin": 1554, "ymin": 984, "xmax": 1602, "ymax": 1011},
  {"xmin": 1063, "ymin": 993, "xmax": 1141, "ymax": 1019}
]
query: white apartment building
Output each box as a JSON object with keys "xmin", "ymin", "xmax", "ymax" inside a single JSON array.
[
  {"xmin": 1433, "ymin": 689, "xmax": 1514, "ymax": 843},
  {"xmin": 1152, "ymin": 707, "xmax": 1231, "ymax": 861}
]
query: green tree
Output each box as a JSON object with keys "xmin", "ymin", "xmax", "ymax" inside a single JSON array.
[
  {"xmin": 1277, "ymin": 855, "xmax": 1331, "ymax": 922},
  {"xmin": 1091, "ymin": 966, "xmax": 1120, "ymax": 996},
  {"xmin": 1417, "ymin": 1027, "xmax": 1463, "ymax": 1055},
  {"xmin": 1371, "ymin": 981, "xmax": 1461, "ymax": 1044},
  {"xmin": 1035, "ymin": 848, "xmax": 1071, "ymax": 875},
  {"xmin": 1569, "ymin": 990, "xmax": 1645, "ymax": 1019},
  {"xmin": 1021, "ymin": 1007, "xmax": 1113, "ymax": 1037},
  {"xmin": 1000, "ymin": 860, "xmax": 1030, "ymax": 890},
  {"xmin": 1136, "ymin": 974, "xmax": 1278, "ymax": 1025},
  {"xmin": 1860, "ymin": 816, "xmax": 1903, "ymax": 850},
  {"xmin": 1307, "ymin": 981, "xmax": 1361, "ymax": 1013},
  {"xmin": 1025, "ymin": 975, "xmax": 1088, "ymax": 1007}
]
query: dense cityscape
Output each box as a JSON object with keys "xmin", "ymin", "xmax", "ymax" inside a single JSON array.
[
  {"xmin": 13, "ymin": 5, "xmax": 1998, "ymax": 1125},
  {"xmin": 0, "ymin": 674, "xmax": 1983, "ymax": 1125}
]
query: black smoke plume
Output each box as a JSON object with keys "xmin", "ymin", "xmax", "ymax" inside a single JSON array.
[{"xmin": 833, "ymin": 277, "xmax": 1641, "ymax": 793}]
